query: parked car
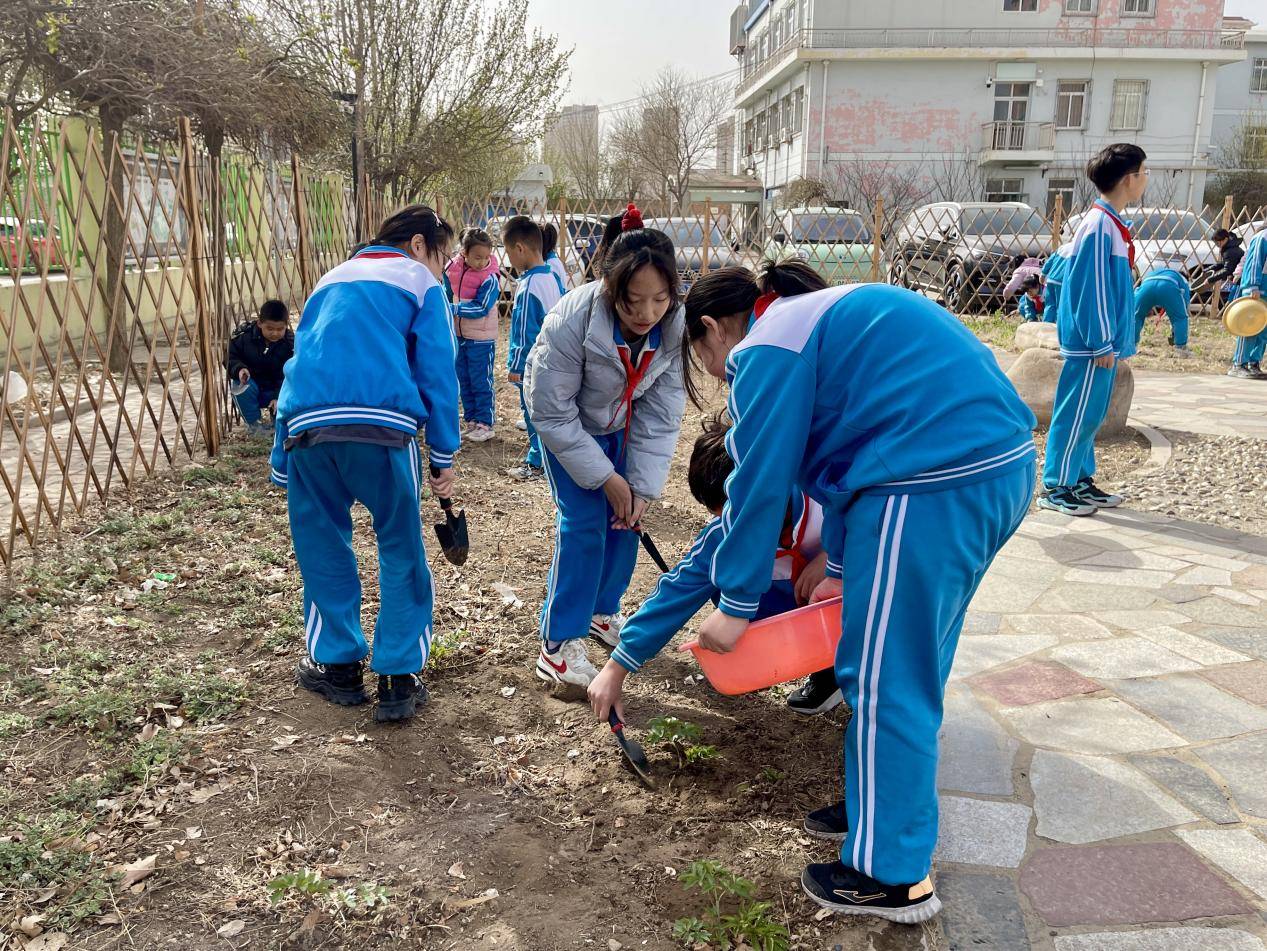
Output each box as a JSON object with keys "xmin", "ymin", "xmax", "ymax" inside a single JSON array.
[
  {"xmin": 0, "ymin": 217, "xmax": 64, "ymax": 273},
  {"xmin": 764, "ymin": 207, "xmax": 874, "ymax": 283},
  {"xmin": 890, "ymin": 202, "xmax": 1051, "ymax": 312},
  {"xmin": 643, "ymin": 217, "xmax": 741, "ymax": 285},
  {"xmin": 1063, "ymin": 207, "xmax": 1219, "ymax": 298}
]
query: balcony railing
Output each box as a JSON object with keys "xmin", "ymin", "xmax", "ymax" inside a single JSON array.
[
  {"xmin": 981, "ymin": 120, "xmax": 1055, "ymax": 155},
  {"xmin": 737, "ymin": 26, "xmax": 1245, "ymax": 96}
]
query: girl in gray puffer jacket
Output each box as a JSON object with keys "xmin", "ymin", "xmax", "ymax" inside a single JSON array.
[{"xmin": 525, "ymin": 211, "xmax": 686, "ymax": 689}]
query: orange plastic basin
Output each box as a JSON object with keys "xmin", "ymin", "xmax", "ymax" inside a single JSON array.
[{"xmin": 679, "ymin": 597, "xmax": 843, "ymax": 696}]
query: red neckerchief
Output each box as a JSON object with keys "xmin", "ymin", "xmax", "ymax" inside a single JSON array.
[
  {"xmin": 753, "ymin": 292, "xmax": 778, "ymax": 320},
  {"xmin": 606, "ymin": 324, "xmax": 661, "ymax": 456},
  {"xmin": 1034, "ymin": 295, "xmax": 1045, "ymax": 315},
  {"xmin": 1095, "ymin": 200, "xmax": 1135, "ymax": 271},
  {"xmin": 774, "ymin": 493, "xmax": 811, "ymax": 583}
]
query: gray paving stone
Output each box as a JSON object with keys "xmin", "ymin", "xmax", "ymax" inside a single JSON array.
[
  {"xmin": 949, "ymin": 635, "xmax": 1057, "ymax": 681},
  {"xmin": 1110, "ymin": 674, "xmax": 1267, "ymax": 741},
  {"xmin": 1197, "ymin": 733, "xmax": 1267, "ymax": 819},
  {"xmin": 1127, "ymin": 754, "xmax": 1241, "ymax": 824},
  {"xmin": 1002, "ymin": 697, "xmax": 1186, "ymax": 754},
  {"xmin": 961, "ymin": 611, "xmax": 1000, "ymax": 634},
  {"xmin": 935, "ymin": 796, "xmax": 1031, "ymax": 868},
  {"xmin": 1198, "ymin": 626, "xmax": 1267, "ymax": 661},
  {"xmin": 1177, "ymin": 828, "xmax": 1267, "ymax": 901},
  {"xmin": 1157, "ymin": 584, "xmax": 1215, "ymax": 604},
  {"xmin": 1176, "ymin": 598, "xmax": 1267, "ymax": 628},
  {"xmin": 938, "ymin": 871, "xmax": 1031, "ymax": 951},
  {"xmin": 938, "ymin": 685, "xmax": 1017, "ymax": 796},
  {"xmin": 1043, "ymin": 584, "xmax": 1161, "ymax": 612},
  {"xmin": 1176, "ymin": 565, "xmax": 1236, "ymax": 587},
  {"xmin": 1064, "ymin": 566, "xmax": 1177, "ymax": 589},
  {"xmin": 1093, "ymin": 609, "xmax": 1194, "ymax": 631},
  {"xmin": 1137, "ymin": 626, "xmax": 1250, "ymax": 666},
  {"xmin": 1076, "ymin": 549, "xmax": 1191, "ymax": 571},
  {"xmin": 1030, "ymin": 750, "xmax": 1196, "ymax": 844},
  {"xmin": 1049, "ymin": 637, "xmax": 1203, "ymax": 680},
  {"xmin": 1054, "ymin": 928, "xmax": 1266, "ymax": 950},
  {"xmin": 1005, "ymin": 614, "xmax": 1113, "ymax": 639},
  {"xmin": 970, "ymin": 574, "xmax": 1051, "ymax": 613}
]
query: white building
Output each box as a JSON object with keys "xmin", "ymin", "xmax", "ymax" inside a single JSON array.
[
  {"xmin": 1210, "ymin": 18, "xmax": 1267, "ymax": 168},
  {"xmin": 730, "ymin": 0, "xmax": 1246, "ymax": 212}
]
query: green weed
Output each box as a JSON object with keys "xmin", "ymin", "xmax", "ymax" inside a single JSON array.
[
  {"xmin": 673, "ymin": 860, "xmax": 789, "ymax": 951},
  {"xmin": 646, "ymin": 716, "xmax": 720, "ymax": 768},
  {"xmin": 0, "ymin": 811, "xmax": 112, "ymax": 929},
  {"xmin": 182, "ymin": 466, "xmax": 234, "ymax": 486},
  {"xmin": 268, "ymin": 868, "xmax": 390, "ymax": 915},
  {"xmin": 0, "ymin": 711, "xmax": 33, "ymax": 738}
]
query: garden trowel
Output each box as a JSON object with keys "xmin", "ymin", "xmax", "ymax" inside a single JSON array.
[{"xmin": 429, "ymin": 466, "xmax": 469, "ymax": 565}]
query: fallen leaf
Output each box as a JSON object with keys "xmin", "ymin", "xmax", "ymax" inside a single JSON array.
[
  {"xmin": 271, "ymin": 734, "xmax": 300, "ymax": 749},
  {"xmin": 117, "ymin": 854, "xmax": 157, "ymax": 887},
  {"xmin": 138, "ymin": 723, "xmax": 159, "ymax": 742},
  {"xmin": 18, "ymin": 914, "xmax": 45, "ymax": 937},
  {"xmin": 217, "ymin": 919, "xmax": 246, "ymax": 937},
  {"xmin": 189, "ymin": 785, "xmax": 224, "ymax": 804},
  {"xmin": 24, "ymin": 934, "xmax": 68, "ymax": 951},
  {"xmin": 295, "ymin": 908, "xmax": 321, "ymax": 938},
  {"xmin": 185, "ymin": 827, "xmax": 202, "ymax": 839},
  {"xmin": 492, "ymin": 736, "xmax": 507, "ymax": 746},
  {"xmin": 490, "ymin": 582, "xmax": 523, "ymax": 609},
  {"xmin": 442, "ymin": 888, "xmax": 499, "ymax": 914},
  {"xmin": 814, "ymin": 907, "xmax": 833, "ymax": 921},
  {"xmin": 447, "ymin": 861, "xmax": 466, "ymax": 879},
  {"xmin": 499, "ymin": 686, "xmax": 516, "ymax": 699},
  {"xmin": 96, "ymin": 912, "xmax": 122, "ymax": 926}
]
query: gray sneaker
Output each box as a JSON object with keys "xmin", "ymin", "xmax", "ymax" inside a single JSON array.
[{"xmin": 507, "ymin": 463, "xmax": 545, "ymax": 481}]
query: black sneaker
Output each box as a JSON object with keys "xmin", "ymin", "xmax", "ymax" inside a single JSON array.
[
  {"xmin": 374, "ymin": 673, "xmax": 427, "ymax": 722},
  {"xmin": 803, "ymin": 800, "xmax": 849, "ymax": 842},
  {"xmin": 1250, "ymin": 362, "xmax": 1267, "ymax": 380},
  {"xmin": 787, "ymin": 668, "xmax": 844, "ymax": 715},
  {"xmin": 296, "ymin": 657, "xmax": 368, "ymax": 706},
  {"xmin": 801, "ymin": 861, "xmax": 942, "ymax": 924},
  {"xmin": 1036, "ymin": 487, "xmax": 1095, "ymax": 517},
  {"xmin": 1073, "ymin": 478, "xmax": 1123, "ymax": 509},
  {"xmin": 1228, "ymin": 364, "xmax": 1255, "ymax": 379}
]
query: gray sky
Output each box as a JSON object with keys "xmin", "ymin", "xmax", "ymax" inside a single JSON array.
[{"xmin": 530, "ymin": 0, "xmax": 1267, "ymax": 108}]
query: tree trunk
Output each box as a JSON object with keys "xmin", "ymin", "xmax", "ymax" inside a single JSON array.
[{"xmin": 99, "ymin": 103, "xmax": 131, "ymax": 374}]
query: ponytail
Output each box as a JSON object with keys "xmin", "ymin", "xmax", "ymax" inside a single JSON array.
[
  {"xmin": 757, "ymin": 258, "xmax": 827, "ymax": 297},
  {"xmin": 540, "ymin": 223, "xmax": 558, "ymax": 258},
  {"xmin": 374, "ymin": 204, "xmax": 455, "ymax": 257}
]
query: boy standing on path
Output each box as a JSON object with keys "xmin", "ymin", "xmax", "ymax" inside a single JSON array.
[{"xmin": 1038, "ymin": 144, "xmax": 1148, "ymax": 518}]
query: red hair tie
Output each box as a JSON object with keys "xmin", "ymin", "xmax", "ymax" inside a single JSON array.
[{"xmin": 621, "ymin": 202, "xmax": 644, "ymax": 232}]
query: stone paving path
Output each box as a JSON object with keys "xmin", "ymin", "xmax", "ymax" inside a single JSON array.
[
  {"xmin": 936, "ymin": 503, "xmax": 1267, "ymax": 950},
  {"xmin": 1131, "ymin": 369, "xmax": 1267, "ymax": 439}
]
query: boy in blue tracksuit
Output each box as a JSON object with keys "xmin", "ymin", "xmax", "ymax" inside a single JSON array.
[
  {"xmin": 503, "ymin": 217, "xmax": 566, "ymax": 481},
  {"xmin": 1039, "ymin": 144, "xmax": 1149, "ymax": 517},
  {"xmin": 1229, "ymin": 232, "xmax": 1267, "ymax": 380},
  {"xmin": 1133, "ymin": 268, "xmax": 1191, "ymax": 358},
  {"xmin": 587, "ymin": 417, "xmax": 840, "ymax": 722},
  {"xmin": 1041, "ymin": 244, "xmax": 1070, "ymax": 321},
  {"xmin": 680, "ymin": 265, "xmax": 1035, "ymax": 923},
  {"xmin": 270, "ymin": 205, "xmax": 461, "ymax": 724}
]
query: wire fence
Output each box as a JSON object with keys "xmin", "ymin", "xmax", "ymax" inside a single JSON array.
[{"xmin": 0, "ymin": 111, "xmax": 383, "ymax": 568}]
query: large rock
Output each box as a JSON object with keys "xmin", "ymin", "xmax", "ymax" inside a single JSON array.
[
  {"xmin": 1005, "ymin": 347, "xmax": 1135, "ymax": 434},
  {"xmin": 1014, "ymin": 321, "xmax": 1060, "ymax": 351}
]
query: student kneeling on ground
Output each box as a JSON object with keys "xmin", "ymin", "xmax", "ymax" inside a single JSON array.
[
  {"xmin": 228, "ymin": 299, "xmax": 293, "ymax": 436},
  {"xmin": 679, "ymin": 260, "xmax": 1035, "ymax": 923},
  {"xmin": 270, "ymin": 205, "xmax": 461, "ymax": 724},
  {"xmin": 587, "ymin": 415, "xmax": 842, "ymax": 724}
]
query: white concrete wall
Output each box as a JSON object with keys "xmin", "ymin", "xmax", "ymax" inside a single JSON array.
[{"xmin": 1211, "ymin": 34, "xmax": 1267, "ymax": 162}]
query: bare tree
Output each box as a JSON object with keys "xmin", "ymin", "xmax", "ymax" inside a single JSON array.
[
  {"xmin": 825, "ymin": 158, "xmax": 933, "ymax": 236},
  {"xmin": 544, "ymin": 114, "xmax": 606, "ymax": 204},
  {"xmin": 1204, "ymin": 114, "xmax": 1267, "ymax": 212},
  {"xmin": 610, "ymin": 68, "xmax": 732, "ymax": 214},
  {"xmin": 271, "ymin": 0, "xmax": 569, "ymax": 201},
  {"xmin": 928, "ymin": 148, "xmax": 987, "ymax": 203}
]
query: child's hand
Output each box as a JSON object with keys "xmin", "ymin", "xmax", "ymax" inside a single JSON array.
[
  {"xmin": 603, "ymin": 474, "xmax": 634, "ymax": 524},
  {"xmin": 1093, "ymin": 353, "xmax": 1116, "ymax": 370},
  {"xmin": 611, "ymin": 496, "xmax": 648, "ymax": 532},
  {"xmin": 796, "ymin": 552, "xmax": 830, "ymax": 606},
  {"xmin": 809, "ymin": 577, "xmax": 843, "ymax": 604},
  {"xmin": 508, "ymin": 371, "xmax": 522, "ymax": 384},
  {"xmin": 429, "ymin": 466, "xmax": 455, "ymax": 498},
  {"xmin": 697, "ymin": 609, "xmax": 748, "ymax": 654},
  {"xmin": 238, "ymin": 368, "xmax": 250, "ymax": 384},
  {"xmin": 588, "ymin": 660, "xmax": 629, "ymax": 723}
]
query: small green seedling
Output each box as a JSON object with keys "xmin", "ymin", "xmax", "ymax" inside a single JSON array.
[
  {"xmin": 645, "ymin": 716, "xmax": 720, "ymax": 768},
  {"xmin": 268, "ymin": 868, "xmax": 390, "ymax": 917},
  {"xmin": 672, "ymin": 860, "xmax": 789, "ymax": 951}
]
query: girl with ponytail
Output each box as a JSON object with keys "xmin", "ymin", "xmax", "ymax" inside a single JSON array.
[{"xmin": 679, "ymin": 262, "xmax": 1036, "ymax": 922}]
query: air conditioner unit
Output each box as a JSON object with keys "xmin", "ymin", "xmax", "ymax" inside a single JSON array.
[{"xmin": 780, "ymin": 126, "xmax": 792, "ymax": 143}]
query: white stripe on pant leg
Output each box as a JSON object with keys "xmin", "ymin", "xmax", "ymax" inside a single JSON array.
[
  {"xmin": 1057, "ymin": 360, "xmax": 1096, "ymax": 488},
  {"xmin": 539, "ymin": 452, "xmax": 565, "ymax": 642},
  {"xmin": 409, "ymin": 441, "xmax": 420, "ymax": 500},
  {"xmin": 1235, "ymin": 335, "xmax": 1246, "ymax": 364},
  {"xmin": 862, "ymin": 495, "xmax": 909, "ymax": 878},
  {"xmin": 304, "ymin": 602, "xmax": 317, "ymax": 656},
  {"xmin": 852, "ymin": 496, "xmax": 896, "ymax": 872},
  {"xmin": 309, "ymin": 608, "xmax": 324, "ymax": 660}
]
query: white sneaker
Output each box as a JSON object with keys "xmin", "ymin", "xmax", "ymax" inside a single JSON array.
[
  {"xmin": 589, "ymin": 613, "xmax": 626, "ymax": 649},
  {"xmin": 466, "ymin": 423, "xmax": 495, "ymax": 443},
  {"xmin": 1173, "ymin": 345, "xmax": 1193, "ymax": 359},
  {"xmin": 535, "ymin": 639, "xmax": 599, "ymax": 688},
  {"xmin": 516, "ymin": 417, "xmax": 528, "ymax": 431},
  {"xmin": 506, "ymin": 463, "xmax": 545, "ymax": 481}
]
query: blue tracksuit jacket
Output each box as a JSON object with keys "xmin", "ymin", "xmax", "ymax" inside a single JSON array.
[
  {"xmin": 269, "ymin": 246, "xmax": 460, "ymax": 485},
  {"xmin": 711, "ymin": 284, "xmax": 1036, "ymax": 619},
  {"xmin": 1058, "ymin": 200, "xmax": 1135, "ymax": 359},
  {"xmin": 1133, "ymin": 268, "xmax": 1190, "ymax": 346},
  {"xmin": 1041, "ymin": 248, "xmax": 1069, "ymax": 319},
  {"xmin": 1240, "ymin": 233, "xmax": 1266, "ymax": 297},
  {"xmin": 1018, "ymin": 293, "xmax": 1043, "ymax": 322},
  {"xmin": 507, "ymin": 264, "xmax": 566, "ymax": 375},
  {"xmin": 451, "ymin": 273, "xmax": 501, "ymax": 321}
]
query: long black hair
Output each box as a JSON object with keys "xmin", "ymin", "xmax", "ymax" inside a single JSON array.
[
  {"xmin": 602, "ymin": 227, "xmax": 680, "ymax": 317},
  {"xmin": 585, "ymin": 209, "xmax": 633, "ymax": 282},
  {"xmin": 680, "ymin": 259, "xmax": 826, "ymax": 406},
  {"xmin": 540, "ymin": 222, "xmax": 559, "ymax": 259},
  {"xmin": 373, "ymin": 204, "xmax": 455, "ymax": 258}
]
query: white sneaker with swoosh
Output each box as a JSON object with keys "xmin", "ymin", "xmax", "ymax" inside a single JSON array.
[{"xmin": 535, "ymin": 639, "xmax": 599, "ymax": 688}]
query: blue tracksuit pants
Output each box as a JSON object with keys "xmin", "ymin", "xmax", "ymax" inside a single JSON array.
[
  {"xmin": 287, "ymin": 440, "xmax": 434, "ymax": 675},
  {"xmin": 1042, "ymin": 357, "xmax": 1117, "ymax": 490},
  {"xmin": 456, "ymin": 338, "xmax": 496, "ymax": 426},
  {"xmin": 1234, "ymin": 330, "xmax": 1267, "ymax": 366},
  {"xmin": 539, "ymin": 431, "xmax": 639, "ymax": 641},
  {"xmin": 1134, "ymin": 286, "xmax": 1189, "ymax": 348},
  {"xmin": 835, "ymin": 465, "xmax": 1033, "ymax": 885},
  {"xmin": 233, "ymin": 379, "xmax": 279, "ymax": 427},
  {"xmin": 517, "ymin": 384, "xmax": 542, "ymax": 469}
]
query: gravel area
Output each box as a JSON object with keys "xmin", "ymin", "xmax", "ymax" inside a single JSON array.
[
  {"xmin": 1032, "ymin": 428, "xmax": 1151, "ymax": 500},
  {"xmin": 1130, "ymin": 431, "xmax": 1267, "ymax": 537}
]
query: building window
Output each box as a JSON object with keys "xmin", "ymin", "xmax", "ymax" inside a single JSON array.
[
  {"xmin": 1110, "ymin": 80, "xmax": 1148, "ymax": 131},
  {"xmin": 1055, "ymin": 80, "xmax": 1090, "ymax": 129},
  {"xmin": 1253, "ymin": 59, "xmax": 1267, "ymax": 94},
  {"xmin": 1248, "ymin": 126, "xmax": 1267, "ymax": 162},
  {"xmin": 1064, "ymin": 0, "xmax": 1095, "ymax": 14},
  {"xmin": 780, "ymin": 94, "xmax": 792, "ymax": 137},
  {"xmin": 986, "ymin": 177, "xmax": 1026, "ymax": 202},
  {"xmin": 1047, "ymin": 177, "xmax": 1077, "ymax": 214},
  {"xmin": 793, "ymin": 87, "xmax": 805, "ymax": 134},
  {"xmin": 1003, "ymin": 0, "xmax": 1038, "ymax": 9},
  {"xmin": 1122, "ymin": 0, "xmax": 1154, "ymax": 14}
]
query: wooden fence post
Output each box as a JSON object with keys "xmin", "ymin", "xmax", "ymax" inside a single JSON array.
[
  {"xmin": 180, "ymin": 118, "xmax": 221, "ymax": 456},
  {"xmin": 870, "ymin": 196, "xmax": 884, "ymax": 283},
  {"xmin": 1049, "ymin": 193, "xmax": 1065, "ymax": 254},
  {"xmin": 1222, "ymin": 195, "xmax": 1234, "ymax": 230},
  {"xmin": 291, "ymin": 154, "xmax": 312, "ymax": 298}
]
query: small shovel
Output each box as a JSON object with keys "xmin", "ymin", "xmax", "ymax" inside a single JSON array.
[
  {"xmin": 608, "ymin": 709, "xmax": 655, "ymax": 789},
  {"xmin": 638, "ymin": 530, "xmax": 671, "ymax": 574},
  {"xmin": 429, "ymin": 466, "xmax": 469, "ymax": 566}
]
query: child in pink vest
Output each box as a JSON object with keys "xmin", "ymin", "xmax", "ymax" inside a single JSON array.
[{"xmin": 444, "ymin": 228, "xmax": 502, "ymax": 442}]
